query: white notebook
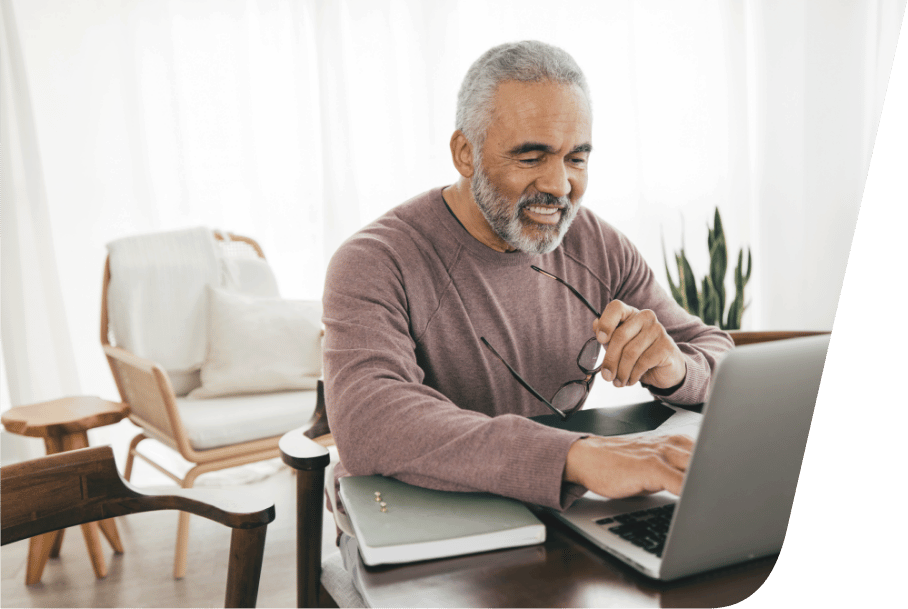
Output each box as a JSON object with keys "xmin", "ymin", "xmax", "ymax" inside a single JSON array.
[{"xmin": 339, "ymin": 475, "xmax": 546, "ymax": 566}]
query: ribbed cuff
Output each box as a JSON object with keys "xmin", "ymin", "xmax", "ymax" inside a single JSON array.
[
  {"xmin": 495, "ymin": 417, "xmax": 587, "ymax": 511},
  {"xmin": 646, "ymin": 352, "xmax": 710, "ymax": 405}
]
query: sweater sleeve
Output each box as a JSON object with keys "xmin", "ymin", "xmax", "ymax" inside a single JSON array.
[
  {"xmin": 610, "ymin": 229, "xmax": 734, "ymax": 405},
  {"xmin": 323, "ymin": 237, "xmax": 586, "ymax": 511}
]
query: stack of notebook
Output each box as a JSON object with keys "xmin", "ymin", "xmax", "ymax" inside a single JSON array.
[{"xmin": 339, "ymin": 475, "xmax": 546, "ymax": 566}]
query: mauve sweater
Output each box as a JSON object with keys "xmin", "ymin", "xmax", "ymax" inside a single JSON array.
[{"xmin": 323, "ymin": 187, "xmax": 733, "ymax": 511}]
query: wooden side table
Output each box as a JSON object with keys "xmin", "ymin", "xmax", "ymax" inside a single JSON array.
[{"xmin": 1, "ymin": 396, "xmax": 130, "ymax": 584}]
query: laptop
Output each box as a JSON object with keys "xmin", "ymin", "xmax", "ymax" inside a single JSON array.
[{"xmin": 545, "ymin": 333, "xmax": 830, "ymax": 581}]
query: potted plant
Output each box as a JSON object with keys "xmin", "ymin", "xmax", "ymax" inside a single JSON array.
[{"xmin": 662, "ymin": 208, "xmax": 751, "ymax": 330}]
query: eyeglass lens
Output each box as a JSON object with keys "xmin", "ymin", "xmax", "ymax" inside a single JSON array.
[
  {"xmin": 578, "ymin": 337, "xmax": 605, "ymax": 374},
  {"xmin": 552, "ymin": 382, "xmax": 588, "ymax": 412},
  {"xmin": 551, "ymin": 338, "xmax": 606, "ymax": 414}
]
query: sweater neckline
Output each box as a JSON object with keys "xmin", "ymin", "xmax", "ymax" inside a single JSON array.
[{"xmin": 431, "ymin": 187, "xmax": 539, "ymax": 267}]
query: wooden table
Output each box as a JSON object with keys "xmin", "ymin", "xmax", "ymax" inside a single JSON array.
[
  {"xmin": 1, "ymin": 396, "xmax": 130, "ymax": 584},
  {"xmin": 353, "ymin": 510, "xmax": 775, "ymax": 608}
]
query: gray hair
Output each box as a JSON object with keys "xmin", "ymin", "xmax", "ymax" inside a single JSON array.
[{"xmin": 455, "ymin": 40, "xmax": 591, "ymax": 152}]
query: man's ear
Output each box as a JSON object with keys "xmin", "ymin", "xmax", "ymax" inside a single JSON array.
[{"xmin": 450, "ymin": 130, "xmax": 475, "ymax": 178}]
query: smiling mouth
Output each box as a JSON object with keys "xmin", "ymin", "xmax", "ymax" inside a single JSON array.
[
  {"xmin": 522, "ymin": 204, "xmax": 564, "ymax": 225},
  {"xmin": 526, "ymin": 205, "xmax": 561, "ymax": 215}
]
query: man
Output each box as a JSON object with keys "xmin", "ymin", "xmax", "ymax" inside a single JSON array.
[{"xmin": 324, "ymin": 41, "xmax": 733, "ymax": 515}]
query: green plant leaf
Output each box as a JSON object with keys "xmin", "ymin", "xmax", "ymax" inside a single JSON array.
[
  {"xmin": 713, "ymin": 207, "xmax": 725, "ymax": 245},
  {"xmin": 701, "ymin": 277, "xmax": 719, "ymax": 326},
  {"xmin": 734, "ymin": 249, "xmax": 745, "ymax": 290},
  {"xmin": 679, "ymin": 250, "xmax": 699, "ymax": 316},
  {"xmin": 743, "ymin": 248, "xmax": 752, "ymax": 284},
  {"xmin": 725, "ymin": 293, "xmax": 743, "ymax": 330},
  {"xmin": 709, "ymin": 239, "xmax": 727, "ymax": 316}
]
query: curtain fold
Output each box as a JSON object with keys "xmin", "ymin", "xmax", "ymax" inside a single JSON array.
[
  {"xmin": 2, "ymin": 0, "xmax": 904, "ymax": 432},
  {"xmin": 1, "ymin": 0, "xmax": 81, "ymax": 408}
]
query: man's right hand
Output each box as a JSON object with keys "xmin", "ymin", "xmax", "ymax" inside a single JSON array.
[{"xmin": 564, "ymin": 434, "xmax": 694, "ymax": 498}]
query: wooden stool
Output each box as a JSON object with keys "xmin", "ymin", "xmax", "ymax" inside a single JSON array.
[{"xmin": 1, "ymin": 396, "xmax": 130, "ymax": 584}]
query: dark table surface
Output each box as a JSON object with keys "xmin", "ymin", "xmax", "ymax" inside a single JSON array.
[{"xmin": 355, "ymin": 509, "xmax": 776, "ymax": 608}]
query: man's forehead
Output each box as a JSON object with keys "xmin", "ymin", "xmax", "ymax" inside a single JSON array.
[{"xmin": 488, "ymin": 80, "xmax": 592, "ymax": 148}]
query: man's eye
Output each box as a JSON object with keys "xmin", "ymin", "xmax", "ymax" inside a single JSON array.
[
  {"xmin": 570, "ymin": 157, "xmax": 587, "ymax": 166},
  {"xmin": 518, "ymin": 157, "xmax": 541, "ymax": 165}
]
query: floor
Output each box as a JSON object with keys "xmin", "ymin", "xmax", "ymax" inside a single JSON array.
[{"xmin": 0, "ymin": 428, "xmax": 341, "ymax": 608}]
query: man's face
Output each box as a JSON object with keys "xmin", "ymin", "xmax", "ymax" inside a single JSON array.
[{"xmin": 471, "ymin": 80, "xmax": 592, "ymax": 254}]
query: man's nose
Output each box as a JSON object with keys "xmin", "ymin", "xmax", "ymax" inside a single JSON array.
[{"xmin": 536, "ymin": 160, "xmax": 571, "ymax": 199}]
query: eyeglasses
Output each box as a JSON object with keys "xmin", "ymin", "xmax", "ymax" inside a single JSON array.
[{"xmin": 481, "ymin": 266, "xmax": 604, "ymax": 421}]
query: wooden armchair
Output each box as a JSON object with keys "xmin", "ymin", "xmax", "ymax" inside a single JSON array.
[
  {"xmin": 1, "ymin": 446, "xmax": 275, "ymax": 608},
  {"xmin": 101, "ymin": 231, "xmax": 321, "ymax": 578}
]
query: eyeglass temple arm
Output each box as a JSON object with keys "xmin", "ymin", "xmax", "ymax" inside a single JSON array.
[
  {"xmin": 531, "ymin": 266, "xmax": 602, "ymax": 318},
  {"xmin": 480, "ymin": 337, "xmax": 568, "ymax": 421}
]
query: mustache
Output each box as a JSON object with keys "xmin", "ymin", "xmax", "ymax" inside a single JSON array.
[{"xmin": 517, "ymin": 192, "xmax": 570, "ymax": 210}]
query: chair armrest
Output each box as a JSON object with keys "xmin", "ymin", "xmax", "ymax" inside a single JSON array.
[
  {"xmin": 279, "ymin": 426, "xmax": 330, "ymax": 471},
  {"xmin": 2, "ymin": 446, "xmax": 275, "ymax": 545},
  {"xmin": 135, "ymin": 485, "xmax": 276, "ymax": 530},
  {"xmin": 102, "ymin": 344, "xmax": 191, "ymax": 452},
  {"xmin": 102, "ymin": 343, "xmax": 161, "ymax": 374},
  {"xmin": 279, "ymin": 427, "xmax": 330, "ymax": 608}
]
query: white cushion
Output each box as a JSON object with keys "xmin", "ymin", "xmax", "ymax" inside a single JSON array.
[
  {"xmin": 188, "ymin": 287, "xmax": 323, "ymax": 399},
  {"xmin": 176, "ymin": 390, "xmax": 317, "ymax": 450},
  {"xmin": 170, "ymin": 257, "xmax": 282, "ymax": 396},
  {"xmin": 168, "ymin": 368, "xmax": 202, "ymax": 397},
  {"xmin": 224, "ymin": 256, "xmax": 281, "ymax": 298}
]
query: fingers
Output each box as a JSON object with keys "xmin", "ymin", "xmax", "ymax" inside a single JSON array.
[
  {"xmin": 640, "ymin": 437, "xmax": 692, "ymax": 495},
  {"xmin": 593, "ymin": 301, "xmax": 686, "ymax": 390},
  {"xmin": 652, "ymin": 459, "xmax": 686, "ymax": 496},
  {"xmin": 661, "ymin": 442, "xmax": 691, "ymax": 472},
  {"xmin": 664, "ymin": 433, "xmax": 695, "ymax": 451},
  {"xmin": 565, "ymin": 435, "xmax": 694, "ymax": 499},
  {"xmin": 620, "ymin": 333, "xmax": 665, "ymax": 387},
  {"xmin": 594, "ymin": 304, "xmax": 660, "ymax": 386},
  {"xmin": 637, "ymin": 435, "xmax": 692, "ymax": 474},
  {"xmin": 594, "ymin": 299, "xmax": 637, "ymax": 345}
]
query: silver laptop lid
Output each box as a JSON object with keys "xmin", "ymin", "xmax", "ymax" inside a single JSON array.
[{"xmin": 659, "ymin": 334, "xmax": 830, "ymax": 580}]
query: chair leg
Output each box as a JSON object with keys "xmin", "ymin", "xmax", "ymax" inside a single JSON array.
[
  {"xmin": 173, "ymin": 465, "xmax": 204, "ymax": 579},
  {"xmin": 296, "ymin": 467, "xmax": 326, "ymax": 608},
  {"xmin": 98, "ymin": 518, "xmax": 125, "ymax": 553},
  {"xmin": 224, "ymin": 526, "xmax": 268, "ymax": 608},
  {"xmin": 48, "ymin": 529, "xmax": 65, "ymax": 558},
  {"xmin": 123, "ymin": 433, "xmax": 148, "ymax": 482},
  {"xmin": 80, "ymin": 522, "xmax": 108, "ymax": 578},
  {"xmin": 173, "ymin": 512, "xmax": 192, "ymax": 579},
  {"xmin": 25, "ymin": 533, "xmax": 57, "ymax": 585}
]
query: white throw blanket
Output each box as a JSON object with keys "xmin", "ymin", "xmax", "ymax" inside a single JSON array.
[{"xmin": 106, "ymin": 227, "xmax": 222, "ymax": 374}]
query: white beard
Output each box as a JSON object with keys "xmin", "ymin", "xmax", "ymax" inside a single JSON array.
[{"xmin": 471, "ymin": 164, "xmax": 580, "ymax": 255}]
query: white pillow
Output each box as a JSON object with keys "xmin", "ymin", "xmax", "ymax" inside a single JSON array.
[
  {"xmin": 188, "ymin": 286, "xmax": 323, "ymax": 399},
  {"xmin": 221, "ymin": 256, "xmax": 281, "ymax": 298}
]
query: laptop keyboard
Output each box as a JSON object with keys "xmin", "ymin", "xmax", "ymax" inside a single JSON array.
[{"xmin": 595, "ymin": 503, "xmax": 675, "ymax": 558}]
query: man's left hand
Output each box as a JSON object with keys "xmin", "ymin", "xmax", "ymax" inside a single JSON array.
[{"xmin": 593, "ymin": 300, "xmax": 687, "ymax": 391}]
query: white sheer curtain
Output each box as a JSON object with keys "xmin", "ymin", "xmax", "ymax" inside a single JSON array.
[
  {"xmin": 2, "ymin": 0, "xmax": 82, "ymax": 410},
  {"xmin": 2, "ymin": 0, "xmax": 904, "ymax": 421}
]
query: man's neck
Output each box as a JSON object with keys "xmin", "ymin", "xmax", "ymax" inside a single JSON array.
[{"xmin": 442, "ymin": 180, "xmax": 515, "ymax": 253}]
